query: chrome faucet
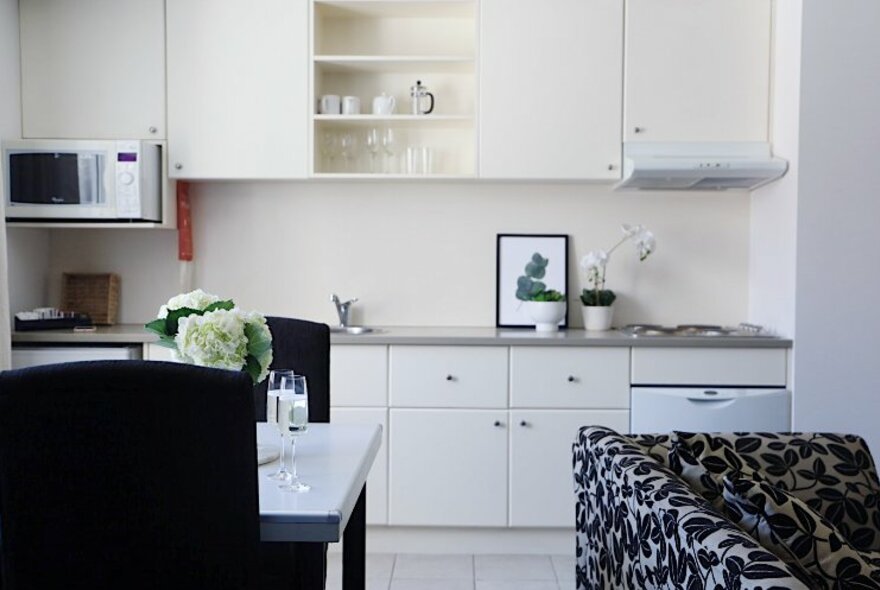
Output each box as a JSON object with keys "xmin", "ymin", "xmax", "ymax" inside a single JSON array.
[{"xmin": 330, "ymin": 294, "xmax": 358, "ymax": 327}]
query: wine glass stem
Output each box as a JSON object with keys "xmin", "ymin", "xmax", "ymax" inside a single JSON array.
[
  {"xmin": 289, "ymin": 436, "xmax": 298, "ymax": 480},
  {"xmin": 278, "ymin": 434, "xmax": 286, "ymax": 472}
]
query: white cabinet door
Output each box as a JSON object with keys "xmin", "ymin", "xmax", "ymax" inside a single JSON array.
[
  {"xmin": 389, "ymin": 409, "xmax": 508, "ymax": 526},
  {"xmin": 480, "ymin": 0, "xmax": 623, "ymax": 179},
  {"xmin": 20, "ymin": 0, "xmax": 165, "ymax": 139},
  {"xmin": 166, "ymin": 0, "xmax": 309, "ymax": 179},
  {"xmin": 510, "ymin": 347, "xmax": 630, "ymax": 409},
  {"xmin": 624, "ymin": 0, "xmax": 771, "ymax": 142},
  {"xmin": 330, "ymin": 408, "xmax": 388, "ymax": 525},
  {"xmin": 330, "ymin": 346, "xmax": 388, "ymax": 407},
  {"xmin": 509, "ymin": 409, "xmax": 629, "ymax": 527},
  {"xmin": 143, "ymin": 343, "xmax": 178, "ymax": 362},
  {"xmin": 389, "ymin": 346, "xmax": 508, "ymax": 408}
]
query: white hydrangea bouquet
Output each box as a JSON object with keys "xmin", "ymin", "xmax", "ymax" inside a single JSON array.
[{"xmin": 145, "ymin": 289, "xmax": 273, "ymax": 384}]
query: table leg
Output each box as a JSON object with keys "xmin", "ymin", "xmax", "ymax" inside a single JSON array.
[{"xmin": 342, "ymin": 484, "xmax": 366, "ymax": 590}]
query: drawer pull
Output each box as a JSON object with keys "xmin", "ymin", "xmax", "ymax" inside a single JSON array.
[
  {"xmin": 445, "ymin": 374, "xmax": 455, "ymax": 382},
  {"xmin": 567, "ymin": 375, "xmax": 576, "ymax": 383},
  {"xmin": 493, "ymin": 420, "xmax": 503, "ymax": 427},
  {"xmin": 519, "ymin": 420, "xmax": 529, "ymax": 427}
]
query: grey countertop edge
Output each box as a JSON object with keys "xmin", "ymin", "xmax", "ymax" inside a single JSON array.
[{"xmin": 12, "ymin": 324, "xmax": 793, "ymax": 349}]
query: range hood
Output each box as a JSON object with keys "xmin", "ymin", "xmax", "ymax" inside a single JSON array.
[{"xmin": 615, "ymin": 142, "xmax": 788, "ymax": 191}]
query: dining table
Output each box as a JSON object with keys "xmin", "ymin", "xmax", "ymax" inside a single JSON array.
[{"xmin": 256, "ymin": 422, "xmax": 381, "ymax": 590}]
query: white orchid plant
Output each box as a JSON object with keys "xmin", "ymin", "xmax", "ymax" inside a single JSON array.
[
  {"xmin": 145, "ymin": 289, "xmax": 273, "ymax": 384},
  {"xmin": 580, "ymin": 224, "xmax": 656, "ymax": 307}
]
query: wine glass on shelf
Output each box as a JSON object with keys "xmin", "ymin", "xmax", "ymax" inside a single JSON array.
[
  {"xmin": 278, "ymin": 374, "xmax": 310, "ymax": 493},
  {"xmin": 266, "ymin": 369, "xmax": 295, "ymax": 481},
  {"xmin": 320, "ymin": 131, "xmax": 339, "ymax": 173},
  {"xmin": 381, "ymin": 128, "xmax": 396, "ymax": 174},
  {"xmin": 365, "ymin": 128, "xmax": 380, "ymax": 173},
  {"xmin": 340, "ymin": 132, "xmax": 358, "ymax": 173}
]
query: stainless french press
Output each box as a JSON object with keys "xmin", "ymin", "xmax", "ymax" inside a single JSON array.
[{"xmin": 410, "ymin": 80, "xmax": 435, "ymax": 115}]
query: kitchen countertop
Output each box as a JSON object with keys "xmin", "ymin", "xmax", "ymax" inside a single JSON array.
[{"xmin": 12, "ymin": 324, "xmax": 792, "ymax": 348}]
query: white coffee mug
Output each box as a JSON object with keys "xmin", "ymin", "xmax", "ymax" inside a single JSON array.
[
  {"xmin": 342, "ymin": 96, "xmax": 361, "ymax": 115},
  {"xmin": 372, "ymin": 93, "xmax": 396, "ymax": 115},
  {"xmin": 319, "ymin": 94, "xmax": 341, "ymax": 114}
]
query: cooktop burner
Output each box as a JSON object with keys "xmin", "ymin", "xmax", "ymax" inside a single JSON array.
[{"xmin": 620, "ymin": 323, "xmax": 773, "ymax": 338}]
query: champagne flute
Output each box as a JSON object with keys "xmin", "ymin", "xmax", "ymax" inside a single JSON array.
[
  {"xmin": 381, "ymin": 128, "xmax": 396, "ymax": 174},
  {"xmin": 278, "ymin": 374, "xmax": 310, "ymax": 492},
  {"xmin": 366, "ymin": 128, "xmax": 380, "ymax": 173},
  {"xmin": 266, "ymin": 369, "xmax": 295, "ymax": 481}
]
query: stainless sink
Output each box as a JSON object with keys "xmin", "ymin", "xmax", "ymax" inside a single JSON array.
[{"xmin": 329, "ymin": 326, "xmax": 376, "ymax": 335}]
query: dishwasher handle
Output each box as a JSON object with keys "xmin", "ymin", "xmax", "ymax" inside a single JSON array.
[{"xmin": 686, "ymin": 389, "xmax": 733, "ymax": 402}]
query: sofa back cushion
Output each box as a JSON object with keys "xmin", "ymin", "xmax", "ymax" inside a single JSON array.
[
  {"xmin": 669, "ymin": 432, "xmax": 767, "ymax": 513},
  {"xmin": 676, "ymin": 432, "xmax": 880, "ymax": 552},
  {"xmin": 723, "ymin": 475, "xmax": 880, "ymax": 588}
]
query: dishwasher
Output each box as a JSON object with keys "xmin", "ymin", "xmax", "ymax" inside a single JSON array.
[
  {"xmin": 630, "ymin": 386, "xmax": 791, "ymax": 433},
  {"xmin": 627, "ymin": 342, "xmax": 792, "ymax": 434}
]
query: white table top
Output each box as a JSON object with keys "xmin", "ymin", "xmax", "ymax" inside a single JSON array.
[{"xmin": 256, "ymin": 422, "xmax": 381, "ymax": 543}]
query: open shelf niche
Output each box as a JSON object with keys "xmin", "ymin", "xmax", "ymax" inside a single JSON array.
[{"xmin": 311, "ymin": 0, "xmax": 477, "ymax": 177}]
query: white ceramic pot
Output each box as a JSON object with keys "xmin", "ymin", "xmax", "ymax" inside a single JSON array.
[
  {"xmin": 525, "ymin": 301, "xmax": 566, "ymax": 332},
  {"xmin": 582, "ymin": 305, "xmax": 614, "ymax": 331}
]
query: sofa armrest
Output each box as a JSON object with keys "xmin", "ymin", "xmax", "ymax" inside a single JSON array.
[{"xmin": 574, "ymin": 426, "xmax": 810, "ymax": 590}]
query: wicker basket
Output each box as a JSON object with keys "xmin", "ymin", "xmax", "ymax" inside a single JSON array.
[{"xmin": 61, "ymin": 273, "xmax": 120, "ymax": 325}]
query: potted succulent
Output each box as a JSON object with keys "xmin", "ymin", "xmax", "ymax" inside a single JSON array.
[
  {"xmin": 580, "ymin": 224, "xmax": 656, "ymax": 331},
  {"xmin": 516, "ymin": 252, "xmax": 566, "ymax": 332}
]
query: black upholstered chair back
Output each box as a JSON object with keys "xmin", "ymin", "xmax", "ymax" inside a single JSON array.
[
  {"xmin": 0, "ymin": 361, "xmax": 260, "ymax": 590},
  {"xmin": 253, "ymin": 317, "xmax": 330, "ymax": 423}
]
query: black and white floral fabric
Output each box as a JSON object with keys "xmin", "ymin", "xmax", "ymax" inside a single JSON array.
[
  {"xmin": 672, "ymin": 432, "xmax": 880, "ymax": 553},
  {"xmin": 723, "ymin": 475, "xmax": 880, "ymax": 589},
  {"xmin": 574, "ymin": 426, "xmax": 810, "ymax": 589}
]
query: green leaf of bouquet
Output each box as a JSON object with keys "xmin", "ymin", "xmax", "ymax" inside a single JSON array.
[
  {"xmin": 154, "ymin": 334, "xmax": 178, "ymax": 350},
  {"xmin": 245, "ymin": 322, "xmax": 272, "ymax": 358},
  {"xmin": 164, "ymin": 306, "xmax": 204, "ymax": 335},
  {"xmin": 244, "ymin": 355, "xmax": 261, "ymax": 384},
  {"xmin": 204, "ymin": 300, "xmax": 235, "ymax": 312},
  {"xmin": 144, "ymin": 318, "xmax": 168, "ymax": 336}
]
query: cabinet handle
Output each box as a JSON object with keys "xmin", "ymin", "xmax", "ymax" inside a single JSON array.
[
  {"xmin": 493, "ymin": 420, "xmax": 503, "ymax": 427},
  {"xmin": 567, "ymin": 375, "xmax": 576, "ymax": 383},
  {"xmin": 634, "ymin": 126, "xmax": 644, "ymax": 134},
  {"xmin": 519, "ymin": 420, "xmax": 529, "ymax": 427},
  {"xmin": 174, "ymin": 163, "xmax": 183, "ymax": 170},
  {"xmin": 148, "ymin": 126, "xmax": 157, "ymax": 134},
  {"xmin": 607, "ymin": 164, "xmax": 615, "ymax": 171},
  {"xmin": 445, "ymin": 374, "xmax": 454, "ymax": 382}
]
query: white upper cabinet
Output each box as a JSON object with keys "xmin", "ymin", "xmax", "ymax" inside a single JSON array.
[
  {"xmin": 624, "ymin": 0, "xmax": 772, "ymax": 143},
  {"xmin": 479, "ymin": 0, "xmax": 623, "ymax": 180},
  {"xmin": 20, "ymin": 0, "xmax": 166, "ymax": 139},
  {"xmin": 166, "ymin": 0, "xmax": 309, "ymax": 179}
]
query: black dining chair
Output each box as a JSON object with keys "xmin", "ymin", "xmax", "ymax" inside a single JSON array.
[
  {"xmin": 0, "ymin": 361, "xmax": 260, "ymax": 590},
  {"xmin": 254, "ymin": 316, "xmax": 331, "ymax": 589},
  {"xmin": 253, "ymin": 317, "xmax": 331, "ymax": 423}
]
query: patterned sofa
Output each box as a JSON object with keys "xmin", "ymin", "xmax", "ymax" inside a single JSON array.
[{"xmin": 573, "ymin": 427, "xmax": 880, "ymax": 590}]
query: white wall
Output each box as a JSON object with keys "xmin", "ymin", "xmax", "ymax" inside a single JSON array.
[
  {"xmin": 47, "ymin": 182, "xmax": 751, "ymax": 327},
  {"xmin": 793, "ymin": 1, "xmax": 880, "ymax": 450},
  {"xmin": 749, "ymin": 0, "xmax": 800, "ymax": 338},
  {"xmin": 0, "ymin": 0, "xmax": 22, "ymax": 367}
]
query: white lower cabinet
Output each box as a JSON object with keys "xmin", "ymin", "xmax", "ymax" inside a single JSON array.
[
  {"xmin": 330, "ymin": 407, "xmax": 388, "ymax": 525},
  {"xmin": 509, "ymin": 410, "xmax": 629, "ymax": 527},
  {"xmin": 389, "ymin": 409, "xmax": 509, "ymax": 527}
]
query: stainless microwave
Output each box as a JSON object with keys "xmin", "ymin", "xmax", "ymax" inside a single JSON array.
[{"xmin": 2, "ymin": 139, "xmax": 162, "ymax": 222}]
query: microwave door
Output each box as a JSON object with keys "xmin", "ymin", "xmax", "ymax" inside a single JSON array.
[{"xmin": 8, "ymin": 152, "xmax": 101, "ymax": 206}]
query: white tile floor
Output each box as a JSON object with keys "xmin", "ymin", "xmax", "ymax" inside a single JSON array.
[{"xmin": 326, "ymin": 553, "xmax": 577, "ymax": 590}]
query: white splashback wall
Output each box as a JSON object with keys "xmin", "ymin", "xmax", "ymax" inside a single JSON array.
[{"xmin": 47, "ymin": 182, "xmax": 750, "ymax": 327}]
